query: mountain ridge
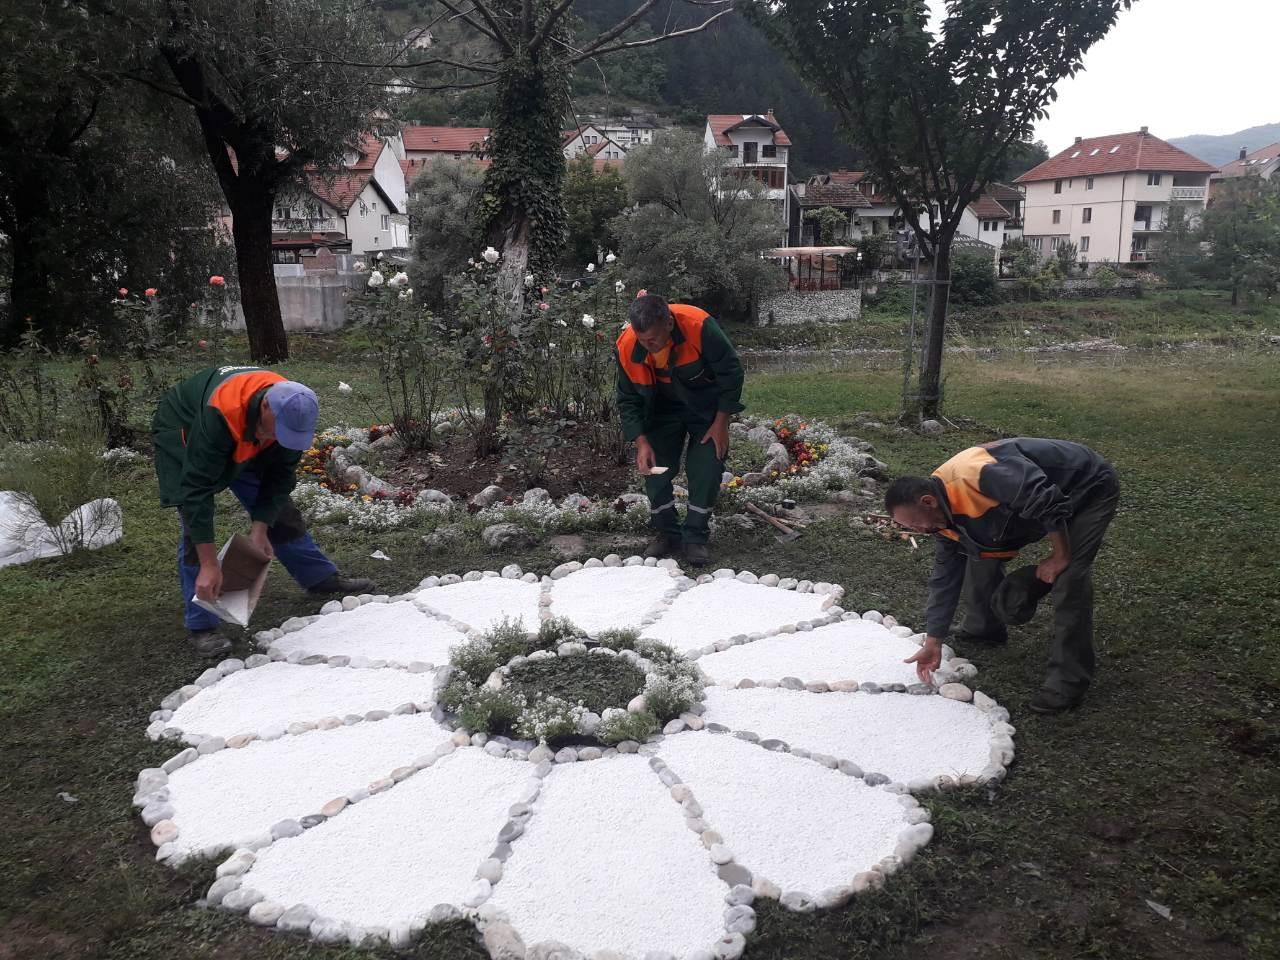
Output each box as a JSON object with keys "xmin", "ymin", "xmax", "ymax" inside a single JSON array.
[{"xmin": 1168, "ymin": 121, "xmax": 1280, "ymax": 167}]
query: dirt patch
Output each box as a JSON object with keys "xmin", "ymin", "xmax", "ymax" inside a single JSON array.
[
  {"xmin": 376, "ymin": 423, "xmax": 633, "ymax": 501},
  {"xmin": 0, "ymin": 920, "xmax": 81, "ymax": 960}
]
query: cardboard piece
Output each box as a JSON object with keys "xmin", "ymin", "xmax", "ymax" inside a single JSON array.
[{"xmin": 191, "ymin": 533, "xmax": 271, "ymax": 627}]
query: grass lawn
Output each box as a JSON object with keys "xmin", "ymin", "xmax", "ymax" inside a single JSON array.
[{"xmin": 1, "ymin": 309, "xmax": 1278, "ymax": 958}]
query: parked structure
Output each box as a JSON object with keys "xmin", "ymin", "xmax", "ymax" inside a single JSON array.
[
  {"xmin": 1016, "ymin": 128, "xmax": 1215, "ymax": 264},
  {"xmin": 705, "ymin": 112, "xmax": 792, "ymax": 241}
]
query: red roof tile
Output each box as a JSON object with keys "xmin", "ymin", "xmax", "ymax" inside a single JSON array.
[
  {"xmin": 1016, "ymin": 131, "xmax": 1216, "ymax": 182},
  {"xmin": 802, "ymin": 171, "xmax": 871, "ymax": 208},
  {"xmin": 1217, "ymin": 142, "xmax": 1280, "ymax": 178},
  {"xmin": 401, "ymin": 126, "xmax": 490, "ymax": 153},
  {"xmin": 592, "ymin": 159, "xmax": 623, "ymax": 173},
  {"xmin": 968, "ymin": 194, "xmax": 1012, "ymax": 219},
  {"xmin": 707, "ymin": 113, "xmax": 792, "ymax": 148},
  {"xmin": 986, "ymin": 181, "xmax": 1023, "ymax": 203}
]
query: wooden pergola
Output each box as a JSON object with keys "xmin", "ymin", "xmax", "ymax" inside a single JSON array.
[{"xmin": 764, "ymin": 246, "xmax": 861, "ymax": 291}]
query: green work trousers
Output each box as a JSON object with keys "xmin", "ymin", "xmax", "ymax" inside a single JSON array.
[
  {"xmin": 643, "ymin": 410, "xmax": 724, "ymax": 545},
  {"xmin": 959, "ymin": 474, "xmax": 1121, "ymax": 696}
]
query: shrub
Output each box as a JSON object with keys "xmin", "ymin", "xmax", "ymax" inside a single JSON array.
[
  {"xmin": 515, "ymin": 695, "xmax": 585, "ymax": 744},
  {"xmin": 0, "ymin": 428, "xmax": 115, "ymax": 559},
  {"xmin": 456, "ymin": 687, "xmax": 527, "ymax": 735},
  {"xmin": 449, "ymin": 637, "xmax": 499, "ymax": 685},
  {"xmin": 536, "ymin": 616, "xmax": 586, "ymax": 650},
  {"xmin": 487, "ymin": 617, "xmax": 535, "ymax": 663},
  {"xmin": 1093, "ymin": 265, "xmax": 1119, "ymax": 289},
  {"xmin": 949, "ymin": 249, "xmax": 999, "ymax": 306},
  {"xmin": 506, "ymin": 656, "xmax": 647, "ymax": 714},
  {"xmin": 598, "ymin": 708, "xmax": 659, "ymax": 745},
  {"xmin": 595, "ymin": 628, "xmax": 641, "ymax": 652},
  {"xmin": 641, "ymin": 673, "xmax": 700, "ymax": 723}
]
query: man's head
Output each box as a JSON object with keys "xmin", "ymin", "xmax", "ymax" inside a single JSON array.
[
  {"xmin": 884, "ymin": 475, "xmax": 949, "ymax": 534},
  {"xmin": 262, "ymin": 380, "xmax": 319, "ymax": 451},
  {"xmin": 629, "ymin": 294, "xmax": 675, "ymax": 354}
]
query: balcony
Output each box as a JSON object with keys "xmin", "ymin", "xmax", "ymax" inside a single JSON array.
[
  {"xmin": 273, "ymin": 217, "xmax": 341, "ymax": 234},
  {"xmin": 1170, "ymin": 186, "xmax": 1206, "ymax": 201},
  {"xmin": 1132, "ymin": 220, "xmax": 1165, "ymax": 233},
  {"xmin": 1130, "ymin": 250, "xmax": 1155, "ymax": 262}
]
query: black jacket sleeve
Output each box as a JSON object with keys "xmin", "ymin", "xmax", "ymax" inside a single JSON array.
[{"xmin": 924, "ymin": 535, "xmax": 966, "ymax": 638}]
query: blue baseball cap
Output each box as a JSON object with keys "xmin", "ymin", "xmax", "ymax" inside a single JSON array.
[{"xmin": 265, "ymin": 381, "xmax": 319, "ymax": 451}]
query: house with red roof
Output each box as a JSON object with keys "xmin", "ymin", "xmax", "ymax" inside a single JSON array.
[
  {"xmin": 1015, "ymin": 128, "xmax": 1215, "ymax": 265},
  {"xmin": 704, "ymin": 112, "xmax": 792, "ymax": 242},
  {"xmin": 401, "ymin": 126, "xmax": 490, "ymax": 181},
  {"xmin": 1211, "ymin": 142, "xmax": 1280, "ymax": 200}
]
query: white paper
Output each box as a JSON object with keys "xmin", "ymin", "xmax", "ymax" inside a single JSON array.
[{"xmin": 648, "ymin": 466, "xmax": 669, "ymax": 476}]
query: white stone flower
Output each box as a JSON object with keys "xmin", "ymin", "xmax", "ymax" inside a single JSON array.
[
  {"xmin": 482, "ymin": 247, "xmax": 500, "ymax": 264},
  {"xmin": 137, "ymin": 563, "xmax": 1010, "ymax": 957},
  {"xmin": 615, "ymin": 280, "xmax": 625, "ymax": 293},
  {"xmin": 388, "ymin": 272, "xmax": 409, "ymax": 288},
  {"xmin": 337, "ymin": 382, "xmax": 353, "ymax": 395},
  {"xmin": 581, "ymin": 314, "xmax": 596, "ymax": 328},
  {"xmin": 366, "ymin": 271, "xmax": 385, "ymax": 288},
  {"xmin": 605, "ymin": 253, "xmax": 617, "ymax": 263},
  {"xmin": 586, "ymin": 263, "xmax": 595, "ymax": 273}
]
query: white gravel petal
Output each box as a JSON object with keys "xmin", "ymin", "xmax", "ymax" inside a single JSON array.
[
  {"xmin": 164, "ymin": 713, "xmax": 449, "ymax": 860},
  {"xmin": 492, "ymin": 756, "xmax": 725, "ymax": 957},
  {"xmin": 698, "ymin": 619, "xmax": 922, "ymax": 686},
  {"xmin": 271, "ymin": 601, "xmax": 465, "ymax": 664},
  {"xmin": 701, "ymin": 687, "xmax": 997, "ymax": 784},
  {"xmin": 243, "ymin": 750, "xmax": 527, "ymax": 928},
  {"xmin": 642, "ymin": 580, "xmax": 828, "ymax": 653},
  {"xmin": 166, "ymin": 664, "xmax": 435, "ymax": 739},
  {"xmin": 549, "ymin": 567, "xmax": 675, "ymax": 634},
  {"xmin": 659, "ymin": 733, "xmax": 911, "ymax": 893},
  {"xmin": 416, "ymin": 579, "xmax": 542, "ymax": 633}
]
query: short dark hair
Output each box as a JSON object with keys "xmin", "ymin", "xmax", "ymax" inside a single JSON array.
[
  {"xmin": 629, "ymin": 293, "xmax": 671, "ymax": 333},
  {"xmin": 884, "ymin": 475, "xmax": 933, "ymax": 513}
]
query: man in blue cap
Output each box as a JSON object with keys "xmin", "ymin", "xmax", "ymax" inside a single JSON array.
[{"xmin": 153, "ymin": 366, "xmax": 373, "ymax": 656}]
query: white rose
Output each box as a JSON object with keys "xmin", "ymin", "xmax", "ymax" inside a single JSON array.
[
  {"xmin": 555, "ymin": 319, "xmax": 567, "ymax": 327},
  {"xmin": 398, "ymin": 288, "xmax": 413, "ymax": 301},
  {"xmin": 338, "ymin": 381, "xmax": 353, "ymax": 394},
  {"xmin": 524, "ymin": 274, "xmax": 535, "ymax": 287},
  {"xmin": 367, "ymin": 271, "xmax": 385, "ymax": 288},
  {"xmin": 482, "ymin": 246, "xmax": 500, "ymax": 264},
  {"xmin": 586, "ymin": 263, "xmax": 595, "ymax": 273},
  {"xmin": 388, "ymin": 271, "xmax": 409, "ymax": 288},
  {"xmin": 581, "ymin": 314, "xmax": 596, "ymax": 328},
  {"xmin": 614, "ymin": 280, "xmax": 625, "ymax": 293},
  {"xmin": 605, "ymin": 253, "xmax": 617, "ymax": 263}
]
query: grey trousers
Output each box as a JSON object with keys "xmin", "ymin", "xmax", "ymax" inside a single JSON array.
[{"xmin": 959, "ymin": 475, "xmax": 1121, "ymax": 695}]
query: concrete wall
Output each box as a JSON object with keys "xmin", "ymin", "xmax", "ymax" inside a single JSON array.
[
  {"xmin": 757, "ymin": 288, "xmax": 863, "ymax": 325},
  {"xmin": 228, "ymin": 271, "xmax": 362, "ymax": 332}
]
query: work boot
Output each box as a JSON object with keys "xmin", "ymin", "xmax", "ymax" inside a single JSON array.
[
  {"xmin": 643, "ymin": 534, "xmax": 680, "ymax": 559},
  {"xmin": 187, "ymin": 629, "xmax": 232, "ymax": 658},
  {"xmin": 684, "ymin": 542, "xmax": 710, "ymax": 567},
  {"xmin": 1027, "ymin": 687, "xmax": 1085, "ymax": 715},
  {"xmin": 307, "ymin": 574, "xmax": 376, "ymax": 595}
]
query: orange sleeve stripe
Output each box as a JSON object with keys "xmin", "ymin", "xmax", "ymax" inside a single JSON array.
[
  {"xmin": 932, "ymin": 446, "xmax": 1000, "ymax": 519},
  {"xmin": 616, "ymin": 327, "xmax": 655, "ymax": 386},
  {"xmin": 208, "ymin": 370, "xmax": 286, "ymax": 461},
  {"xmin": 669, "ymin": 304, "xmax": 707, "ymax": 364}
]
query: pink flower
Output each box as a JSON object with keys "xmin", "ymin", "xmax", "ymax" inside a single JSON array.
[
  {"xmin": 538, "ymin": 302, "xmax": 550, "ymax": 311},
  {"xmin": 144, "ymin": 287, "xmax": 158, "ymax": 297},
  {"xmin": 541, "ymin": 287, "xmax": 548, "ymax": 294},
  {"xmin": 209, "ymin": 275, "xmax": 226, "ymax": 287},
  {"xmin": 636, "ymin": 288, "xmax": 648, "ymax": 298},
  {"xmin": 118, "ymin": 288, "xmax": 128, "ymax": 296}
]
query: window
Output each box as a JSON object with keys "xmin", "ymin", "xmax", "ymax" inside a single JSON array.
[
  {"xmin": 274, "ymin": 206, "xmax": 290, "ymax": 220},
  {"xmin": 1070, "ymin": 150, "xmax": 1081, "ymax": 158},
  {"xmin": 1052, "ymin": 209, "xmax": 1061, "ymax": 224},
  {"xmin": 370, "ymin": 201, "xmax": 377, "ymax": 211},
  {"xmin": 1080, "ymin": 236, "xmax": 1090, "ymax": 252},
  {"xmin": 1054, "ymin": 179, "xmax": 1062, "ymax": 194},
  {"xmin": 1082, "ymin": 207, "xmax": 1092, "ymax": 224},
  {"xmin": 359, "ymin": 200, "xmax": 369, "ymax": 217},
  {"xmin": 381, "ymin": 214, "xmax": 390, "ymax": 231},
  {"xmin": 1109, "ymin": 145, "xmax": 1120, "ymax": 154},
  {"xmin": 762, "ymin": 144, "xmax": 777, "ymax": 159},
  {"xmin": 727, "ymin": 144, "xmax": 739, "ymax": 157},
  {"xmin": 1147, "ymin": 173, "xmax": 1162, "ymax": 186},
  {"xmin": 1089, "ymin": 148, "xmax": 1100, "ymax": 156},
  {"xmin": 1029, "ymin": 237, "xmax": 1043, "ymax": 252},
  {"xmin": 1086, "ymin": 177, "xmax": 1094, "ymax": 190}
]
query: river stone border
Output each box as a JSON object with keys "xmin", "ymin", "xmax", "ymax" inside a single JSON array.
[{"xmin": 135, "ymin": 559, "xmax": 1014, "ymax": 958}]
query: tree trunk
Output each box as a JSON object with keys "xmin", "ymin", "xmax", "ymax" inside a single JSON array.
[
  {"xmin": 916, "ymin": 240, "xmax": 952, "ymax": 419},
  {"xmin": 227, "ymin": 186, "xmax": 289, "ymax": 362},
  {"xmin": 2, "ymin": 185, "xmax": 56, "ymax": 347}
]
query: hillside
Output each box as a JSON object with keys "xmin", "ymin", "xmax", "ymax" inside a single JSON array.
[{"xmin": 1169, "ymin": 120, "xmax": 1280, "ymax": 167}]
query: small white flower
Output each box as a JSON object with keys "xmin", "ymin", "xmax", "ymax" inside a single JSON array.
[
  {"xmin": 367, "ymin": 271, "xmax": 385, "ymax": 288},
  {"xmin": 482, "ymin": 246, "xmax": 500, "ymax": 264},
  {"xmin": 615, "ymin": 280, "xmax": 625, "ymax": 293},
  {"xmin": 398, "ymin": 288, "xmax": 413, "ymax": 301},
  {"xmin": 572, "ymin": 281, "xmax": 581, "ymax": 290},
  {"xmin": 605, "ymin": 253, "xmax": 617, "ymax": 263},
  {"xmin": 524, "ymin": 274, "xmax": 535, "ymax": 287},
  {"xmin": 467, "ymin": 258, "xmax": 475, "ymax": 266},
  {"xmin": 555, "ymin": 319, "xmax": 567, "ymax": 327},
  {"xmin": 548, "ymin": 342, "xmax": 557, "ymax": 349},
  {"xmin": 353, "ymin": 261, "xmax": 368, "ymax": 273},
  {"xmin": 581, "ymin": 314, "xmax": 596, "ymax": 328},
  {"xmin": 338, "ymin": 381, "xmax": 353, "ymax": 395},
  {"xmin": 586, "ymin": 263, "xmax": 595, "ymax": 273},
  {"xmin": 388, "ymin": 271, "xmax": 409, "ymax": 288}
]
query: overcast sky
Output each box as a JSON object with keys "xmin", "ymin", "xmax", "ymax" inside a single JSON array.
[{"xmin": 925, "ymin": 0, "xmax": 1280, "ymax": 155}]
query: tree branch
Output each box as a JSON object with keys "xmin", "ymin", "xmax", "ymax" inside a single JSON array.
[
  {"xmin": 449, "ymin": 0, "xmax": 513, "ymax": 53},
  {"xmin": 574, "ymin": 0, "xmax": 664, "ymax": 60},
  {"xmin": 433, "ymin": 0, "xmax": 503, "ymax": 47},
  {"xmin": 528, "ymin": 0, "xmax": 578, "ymax": 54},
  {"xmin": 572, "ymin": 8, "xmax": 733, "ymax": 63}
]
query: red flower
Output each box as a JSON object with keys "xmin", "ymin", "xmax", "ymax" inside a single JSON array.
[
  {"xmin": 196, "ymin": 339, "xmax": 208, "ymax": 350},
  {"xmin": 144, "ymin": 287, "xmax": 158, "ymax": 297},
  {"xmin": 209, "ymin": 275, "xmax": 226, "ymax": 286},
  {"xmin": 118, "ymin": 287, "xmax": 128, "ymax": 296}
]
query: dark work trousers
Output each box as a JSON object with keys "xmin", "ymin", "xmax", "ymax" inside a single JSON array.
[
  {"xmin": 179, "ymin": 466, "xmax": 336, "ymax": 630},
  {"xmin": 958, "ymin": 474, "xmax": 1120, "ymax": 695},
  {"xmin": 643, "ymin": 409, "xmax": 724, "ymax": 546}
]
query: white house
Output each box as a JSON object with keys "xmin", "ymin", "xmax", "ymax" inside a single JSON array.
[
  {"xmin": 563, "ymin": 126, "xmax": 629, "ymax": 163},
  {"xmin": 1211, "ymin": 142, "xmax": 1280, "ymax": 202},
  {"xmin": 1016, "ymin": 128, "xmax": 1216, "ymax": 264},
  {"xmin": 269, "ymin": 133, "xmax": 410, "ymax": 261},
  {"xmin": 705, "ymin": 112, "xmax": 792, "ymax": 241}
]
